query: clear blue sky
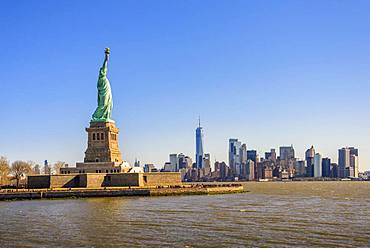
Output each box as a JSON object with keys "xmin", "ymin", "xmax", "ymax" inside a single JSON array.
[{"xmin": 1, "ymin": 0, "xmax": 370, "ymax": 171}]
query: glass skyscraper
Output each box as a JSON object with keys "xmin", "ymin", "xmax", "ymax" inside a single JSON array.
[
  {"xmin": 314, "ymin": 153, "xmax": 322, "ymax": 178},
  {"xmin": 195, "ymin": 119, "xmax": 204, "ymax": 169},
  {"xmin": 305, "ymin": 145, "xmax": 315, "ymax": 177},
  {"xmin": 322, "ymin": 157, "xmax": 331, "ymax": 177},
  {"xmin": 338, "ymin": 147, "xmax": 350, "ymax": 178},
  {"xmin": 229, "ymin": 139, "xmax": 242, "ymax": 176},
  {"xmin": 338, "ymin": 147, "xmax": 359, "ymax": 178},
  {"xmin": 279, "ymin": 145, "xmax": 295, "ymax": 160}
]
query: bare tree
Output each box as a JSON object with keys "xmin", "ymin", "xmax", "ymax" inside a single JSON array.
[
  {"xmin": 53, "ymin": 161, "xmax": 65, "ymax": 174},
  {"xmin": 33, "ymin": 164, "xmax": 41, "ymax": 175},
  {"xmin": 10, "ymin": 161, "xmax": 32, "ymax": 188},
  {"xmin": 0, "ymin": 156, "xmax": 10, "ymax": 186},
  {"xmin": 26, "ymin": 161, "xmax": 37, "ymax": 175}
]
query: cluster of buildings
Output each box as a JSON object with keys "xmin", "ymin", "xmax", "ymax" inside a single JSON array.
[
  {"xmin": 149, "ymin": 122, "xmax": 363, "ymax": 182},
  {"xmin": 224, "ymin": 143, "xmax": 359, "ymax": 181}
]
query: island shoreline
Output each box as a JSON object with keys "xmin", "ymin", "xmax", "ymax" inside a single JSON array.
[{"xmin": 0, "ymin": 184, "xmax": 245, "ymax": 201}]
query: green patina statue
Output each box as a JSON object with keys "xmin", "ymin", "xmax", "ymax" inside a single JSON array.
[{"xmin": 91, "ymin": 48, "xmax": 114, "ymax": 123}]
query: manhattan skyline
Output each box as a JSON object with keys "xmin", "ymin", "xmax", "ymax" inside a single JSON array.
[{"xmin": 1, "ymin": 1, "xmax": 370, "ymax": 170}]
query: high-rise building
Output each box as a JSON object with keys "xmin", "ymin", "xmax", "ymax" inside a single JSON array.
[
  {"xmin": 177, "ymin": 153, "xmax": 186, "ymax": 169},
  {"xmin": 271, "ymin": 149, "xmax": 277, "ymax": 162},
  {"xmin": 246, "ymin": 159, "xmax": 255, "ymax": 181},
  {"xmin": 349, "ymin": 147, "xmax": 359, "ymax": 156},
  {"xmin": 239, "ymin": 144, "xmax": 248, "ymax": 177},
  {"xmin": 195, "ymin": 119, "xmax": 204, "ymax": 169},
  {"xmin": 295, "ymin": 160, "xmax": 306, "ymax": 177},
  {"xmin": 184, "ymin": 156, "xmax": 193, "ymax": 169},
  {"xmin": 349, "ymin": 147, "xmax": 359, "ymax": 178},
  {"xmin": 280, "ymin": 145, "xmax": 295, "ymax": 160},
  {"xmin": 144, "ymin": 164, "xmax": 155, "ymax": 172},
  {"xmin": 215, "ymin": 161, "xmax": 229, "ymax": 180},
  {"xmin": 256, "ymin": 154, "xmax": 261, "ymax": 164},
  {"xmin": 330, "ymin": 163, "xmax": 338, "ymax": 178},
  {"xmin": 305, "ymin": 146, "xmax": 315, "ymax": 177},
  {"xmin": 350, "ymin": 153, "xmax": 359, "ymax": 178},
  {"xmin": 246, "ymin": 150, "xmax": 258, "ymax": 179},
  {"xmin": 163, "ymin": 162, "xmax": 172, "ymax": 172},
  {"xmin": 203, "ymin": 153, "xmax": 211, "ymax": 175},
  {"xmin": 265, "ymin": 149, "xmax": 276, "ymax": 162},
  {"xmin": 338, "ymin": 147, "xmax": 350, "ymax": 178},
  {"xmin": 322, "ymin": 157, "xmax": 331, "ymax": 177},
  {"xmin": 176, "ymin": 154, "xmax": 193, "ymax": 170},
  {"xmin": 169, "ymin": 154, "xmax": 178, "ymax": 172},
  {"xmin": 229, "ymin": 139, "xmax": 242, "ymax": 176},
  {"xmin": 240, "ymin": 144, "xmax": 247, "ymax": 164},
  {"xmin": 246, "ymin": 150, "xmax": 257, "ymax": 179},
  {"xmin": 314, "ymin": 153, "xmax": 322, "ymax": 177},
  {"xmin": 247, "ymin": 150, "xmax": 257, "ymax": 164}
]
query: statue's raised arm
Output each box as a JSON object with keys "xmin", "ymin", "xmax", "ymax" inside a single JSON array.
[
  {"xmin": 100, "ymin": 47, "xmax": 110, "ymax": 75},
  {"xmin": 103, "ymin": 47, "xmax": 109, "ymax": 66}
]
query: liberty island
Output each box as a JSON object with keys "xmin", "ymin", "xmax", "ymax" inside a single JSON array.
[{"xmin": 1, "ymin": 49, "xmax": 243, "ymax": 198}]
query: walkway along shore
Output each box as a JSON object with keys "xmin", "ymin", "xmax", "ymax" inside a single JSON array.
[{"xmin": 0, "ymin": 184, "xmax": 245, "ymax": 201}]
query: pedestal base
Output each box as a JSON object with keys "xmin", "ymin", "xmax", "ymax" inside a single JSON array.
[{"xmin": 84, "ymin": 122, "xmax": 123, "ymax": 163}]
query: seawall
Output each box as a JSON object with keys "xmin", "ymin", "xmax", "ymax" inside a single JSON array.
[{"xmin": 0, "ymin": 184, "xmax": 244, "ymax": 201}]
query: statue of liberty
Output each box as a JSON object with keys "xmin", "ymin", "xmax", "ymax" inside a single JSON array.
[{"xmin": 91, "ymin": 48, "xmax": 114, "ymax": 123}]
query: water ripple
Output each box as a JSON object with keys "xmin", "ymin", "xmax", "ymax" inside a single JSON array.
[{"xmin": 0, "ymin": 182, "xmax": 369, "ymax": 247}]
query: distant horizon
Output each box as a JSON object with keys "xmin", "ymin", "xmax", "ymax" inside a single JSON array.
[{"xmin": 1, "ymin": 1, "xmax": 369, "ymax": 171}]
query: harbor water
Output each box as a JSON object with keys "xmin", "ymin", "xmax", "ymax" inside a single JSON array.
[{"xmin": 0, "ymin": 181, "xmax": 369, "ymax": 247}]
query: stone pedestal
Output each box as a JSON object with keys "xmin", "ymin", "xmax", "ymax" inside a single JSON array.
[{"xmin": 84, "ymin": 122, "xmax": 122, "ymax": 163}]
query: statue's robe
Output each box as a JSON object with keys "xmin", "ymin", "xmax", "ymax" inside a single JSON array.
[{"xmin": 91, "ymin": 59, "xmax": 114, "ymax": 122}]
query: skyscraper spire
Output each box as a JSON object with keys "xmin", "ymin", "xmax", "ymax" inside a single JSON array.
[{"xmin": 198, "ymin": 116, "xmax": 201, "ymax": 128}]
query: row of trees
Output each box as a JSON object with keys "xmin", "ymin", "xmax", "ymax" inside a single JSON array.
[{"xmin": 0, "ymin": 156, "xmax": 65, "ymax": 188}]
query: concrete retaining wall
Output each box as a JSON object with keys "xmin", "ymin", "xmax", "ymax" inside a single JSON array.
[
  {"xmin": 27, "ymin": 176, "xmax": 50, "ymax": 189},
  {"xmin": 85, "ymin": 174, "xmax": 106, "ymax": 188},
  {"xmin": 50, "ymin": 175, "xmax": 80, "ymax": 188},
  {"xmin": 143, "ymin": 172, "xmax": 181, "ymax": 187},
  {"xmin": 0, "ymin": 185, "xmax": 244, "ymax": 201},
  {"xmin": 107, "ymin": 173, "xmax": 141, "ymax": 187},
  {"xmin": 27, "ymin": 172, "xmax": 182, "ymax": 189}
]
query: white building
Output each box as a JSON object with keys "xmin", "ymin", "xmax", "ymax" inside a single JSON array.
[
  {"xmin": 314, "ymin": 153, "xmax": 322, "ymax": 178},
  {"xmin": 350, "ymin": 154, "xmax": 359, "ymax": 178}
]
